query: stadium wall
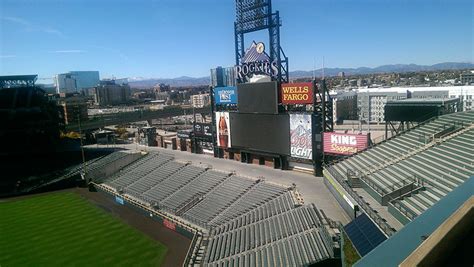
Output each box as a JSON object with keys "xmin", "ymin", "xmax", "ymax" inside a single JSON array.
[
  {"xmin": 94, "ymin": 184, "xmax": 198, "ymax": 239},
  {"xmin": 322, "ymin": 170, "xmax": 357, "ymax": 219}
]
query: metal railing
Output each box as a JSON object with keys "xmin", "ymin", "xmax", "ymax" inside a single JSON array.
[{"xmin": 325, "ymin": 165, "xmax": 395, "ymax": 237}]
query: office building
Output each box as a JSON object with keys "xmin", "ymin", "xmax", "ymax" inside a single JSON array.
[
  {"xmin": 332, "ymin": 91, "xmax": 358, "ymax": 124},
  {"xmin": 460, "ymin": 71, "xmax": 474, "ymax": 85},
  {"xmin": 357, "ymin": 88, "xmax": 408, "ymax": 123},
  {"xmin": 58, "ymin": 96, "xmax": 88, "ymax": 125},
  {"xmin": 210, "ymin": 66, "xmax": 236, "ymax": 87},
  {"xmin": 54, "ymin": 71, "xmax": 100, "ymax": 94},
  {"xmin": 191, "ymin": 93, "xmax": 210, "ymax": 108},
  {"xmin": 93, "ymin": 80, "xmax": 131, "ymax": 106}
]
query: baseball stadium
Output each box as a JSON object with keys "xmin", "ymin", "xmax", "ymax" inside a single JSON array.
[{"xmin": 1, "ymin": 0, "xmax": 473, "ymax": 267}]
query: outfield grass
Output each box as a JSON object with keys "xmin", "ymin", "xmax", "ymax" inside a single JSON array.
[{"xmin": 0, "ymin": 192, "xmax": 167, "ymax": 266}]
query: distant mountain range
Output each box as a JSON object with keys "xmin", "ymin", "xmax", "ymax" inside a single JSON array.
[
  {"xmin": 128, "ymin": 76, "xmax": 209, "ymax": 88},
  {"xmin": 127, "ymin": 62, "xmax": 474, "ymax": 88},
  {"xmin": 290, "ymin": 62, "xmax": 474, "ymax": 79}
]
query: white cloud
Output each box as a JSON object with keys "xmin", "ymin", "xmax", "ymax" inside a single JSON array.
[
  {"xmin": 1, "ymin": 16, "xmax": 64, "ymax": 37},
  {"xmin": 50, "ymin": 50, "xmax": 86, "ymax": 53}
]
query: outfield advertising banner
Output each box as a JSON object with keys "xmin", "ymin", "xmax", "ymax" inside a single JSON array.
[
  {"xmin": 214, "ymin": 86, "xmax": 237, "ymax": 105},
  {"xmin": 115, "ymin": 196, "xmax": 124, "ymax": 205},
  {"xmin": 289, "ymin": 114, "xmax": 312, "ymax": 159},
  {"xmin": 193, "ymin": 123, "xmax": 212, "ymax": 138},
  {"xmin": 163, "ymin": 219, "xmax": 176, "ymax": 231},
  {"xmin": 281, "ymin": 82, "xmax": 314, "ymax": 104},
  {"xmin": 215, "ymin": 112, "xmax": 231, "ymax": 148},
  {"xmin": 323, "ymin": 132, "xmax": 369, "ymax": 155}
]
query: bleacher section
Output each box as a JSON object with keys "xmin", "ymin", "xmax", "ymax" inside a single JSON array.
[
  {"xmin": 91, "ymin": 151, "xmax": 340, "ymax": 266},
  {"xmin": 182, "ymin": 175, "xmax": 258, "ymax": 228},
  {"xmin": 204, "ymin": 203, "xmax": 336, "ymax": 266},
  {"xmin": 325, "ymin": 111, "xmax": 474, "ymax": 225},
  {"xmin": 161, "ymin": 170, "xmax": 230, "ymax": 213},
  {"xmin": 208, "ymin": 182, "xmax": 290, "ymax": 227}
]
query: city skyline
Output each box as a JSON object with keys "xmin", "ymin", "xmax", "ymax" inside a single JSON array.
[{"xmin": 1, "ymin": 0, "xmax": 472, "ymax": 82}]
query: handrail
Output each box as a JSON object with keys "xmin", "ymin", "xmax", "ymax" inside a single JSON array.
[{"xmin": 324, "ymin": 166, "xmax": 395, "ymax": 237}]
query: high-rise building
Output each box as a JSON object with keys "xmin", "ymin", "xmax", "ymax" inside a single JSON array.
[
  {"xmin": 210, "ymin": 66, "xmax": 236, "ymax": 87},
  {"xmin": 54, "ymin": 71, "xmax": 100, "ymax": 94},
  {"xmin": 93, "ymin": 80, "xmax": 131, "ymax": 106}
]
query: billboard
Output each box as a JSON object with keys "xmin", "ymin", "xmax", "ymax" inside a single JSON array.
[
  {"xmin": 193, "ymin": 123, "xmax": 212, "ymax": 138},
  {"xmin": 214, "ymin": 86, "xmax": 237, "ymax": 105},
  {"xmin": 289, "ymin": 114, "xmax": 312, "ymax": 159},
  {"xmin": 323, "ymin": 132, "xmax": 369, "ymax": 155},
  {"xmin": 215, "ymin": 112, "xmax": 231, "ymax": 148},
  {"xmin": 281, "ymin": 82, "xmax": 314, "ymax": 104},
  {"xmin": 237, "ymin": 81, "xmax": 278, "ymax": 114},
  {"xmin": 230, "ymin": 113, "xmax": 290, "ymax": 155}
]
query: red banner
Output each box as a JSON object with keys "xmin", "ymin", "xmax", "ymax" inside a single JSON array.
[
  {"xmin": 323, "ymin": 132, "xmax": 369, "ymax": 155},
  {"xmin": 163, "ymin": 219, "xmax": 176, "ymax": 231},
  {"xmin": 281, "ymin": 82, "xmax": 314, "ymax": 104}
]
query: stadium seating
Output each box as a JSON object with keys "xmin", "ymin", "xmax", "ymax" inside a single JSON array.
[
  {"xmin": 125, "ymin": 160, "xmax": 184, "ymax": 199},
  {"xmin": 208, "ymin": 181, "xmax": 289, "ymax": 227},
  {"xmin": 107, "ymin": 152, "xmax": 169, "ymax": 189},
  {"xmin": 182, "ymin": 175, "xmax": 258, "ymax": 227},
  {"xmin": 204, "ymin": 203, "xmax": 335, "ymax": 266},
  {"xmin": 160, "ymin": 170, "xmax": 230, "ymax": 212},
  {"xmin": 325, "ymin": 111, "xmax": 474, "ymax": 223},
  {"xmin": 141, "ymin": 164, "xmax": 206, "ymax": 204},
  {"xmin": 97, "ymin": 151, "xmax": 340, "ymax": 266}
]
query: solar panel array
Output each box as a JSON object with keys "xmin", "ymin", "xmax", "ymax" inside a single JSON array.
[{"xmin": 344, "ymin": 213, "xmax": 387, "ymax": 256}]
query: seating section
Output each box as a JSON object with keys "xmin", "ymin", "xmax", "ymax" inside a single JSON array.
[
  {"xmin": 100, "ymin": 152, "xmax": 339, "ymax": 266},
  {"xmin": 204, "ymin": 204, "xmax": 334, "ymax": 267},
  {"xmin": 142, "ymin": 165, "xmax": 206, "ymax": 204},
  {"xmin": 125, "ymin": 160, "xmax": 184, "ymax": 199},
  {"xmin": 107, "ymin": 152, "xmax": 169, "ymax": 189},
  {"xmin": 161, "ymin": 170, "xmax": 230, "ymax": 212},
  {"xmin": 182, "ymin": 176, "xmax": 258, "ymax": 227},
  {"xmin": 326, "ymin": 111, "xmax": 474, "ymax": 222},
  {"xmin": 209, "ymin": 182, "xmax": 289, "ymax": 227}
]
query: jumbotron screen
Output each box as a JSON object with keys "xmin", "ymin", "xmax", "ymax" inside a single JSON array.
[
  {"xmin": 230, "ymin": 113, "xmax": 289, "ymax": 155},
  {"xmin": 237, "ymin": 81, "xmax": 278, "ymax": 114}
]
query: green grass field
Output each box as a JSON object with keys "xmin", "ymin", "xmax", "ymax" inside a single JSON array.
[{"xmin": 0, "ymin": 192, "xmax": 167, "ymax": 266}]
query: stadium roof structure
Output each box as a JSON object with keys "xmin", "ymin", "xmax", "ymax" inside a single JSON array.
[
  {"xmin": 0, "ymin": 75, "xmax": 38, "ymax": 88},
  {"xmin": 354, "ymin": 176, "xmax": 474, "ymax": 267},
  {"xmin": 386, "ymin": 97, "xmax": 460, "ymax": 106}
]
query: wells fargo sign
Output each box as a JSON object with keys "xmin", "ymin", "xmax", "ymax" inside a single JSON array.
[
  {"xmin": 281, "ymin": 82, "xmax": 314, "ymax": 104},
  {"xmin": 323, "ymin": 132, "xmax": 369, "ymax": 155}
]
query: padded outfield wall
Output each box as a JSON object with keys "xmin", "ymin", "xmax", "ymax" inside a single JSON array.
[{"xmin": 94, "ymin": 184, "xmax": 198, "ymax": 239}]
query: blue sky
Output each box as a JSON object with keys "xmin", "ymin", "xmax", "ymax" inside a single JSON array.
[{"xmin": 0, "ymin": 0, "xmax": 472, "ymax": 82}]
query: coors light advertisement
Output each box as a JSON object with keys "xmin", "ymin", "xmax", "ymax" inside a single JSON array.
[{"xmin": 289, "ymin": 114, "xmax": 312, "ymax": 159}]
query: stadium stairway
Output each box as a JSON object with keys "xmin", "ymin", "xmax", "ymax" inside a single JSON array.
[{"xmin": 325, "ymin": 111, "xmax": 474, "ymax": 225}]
